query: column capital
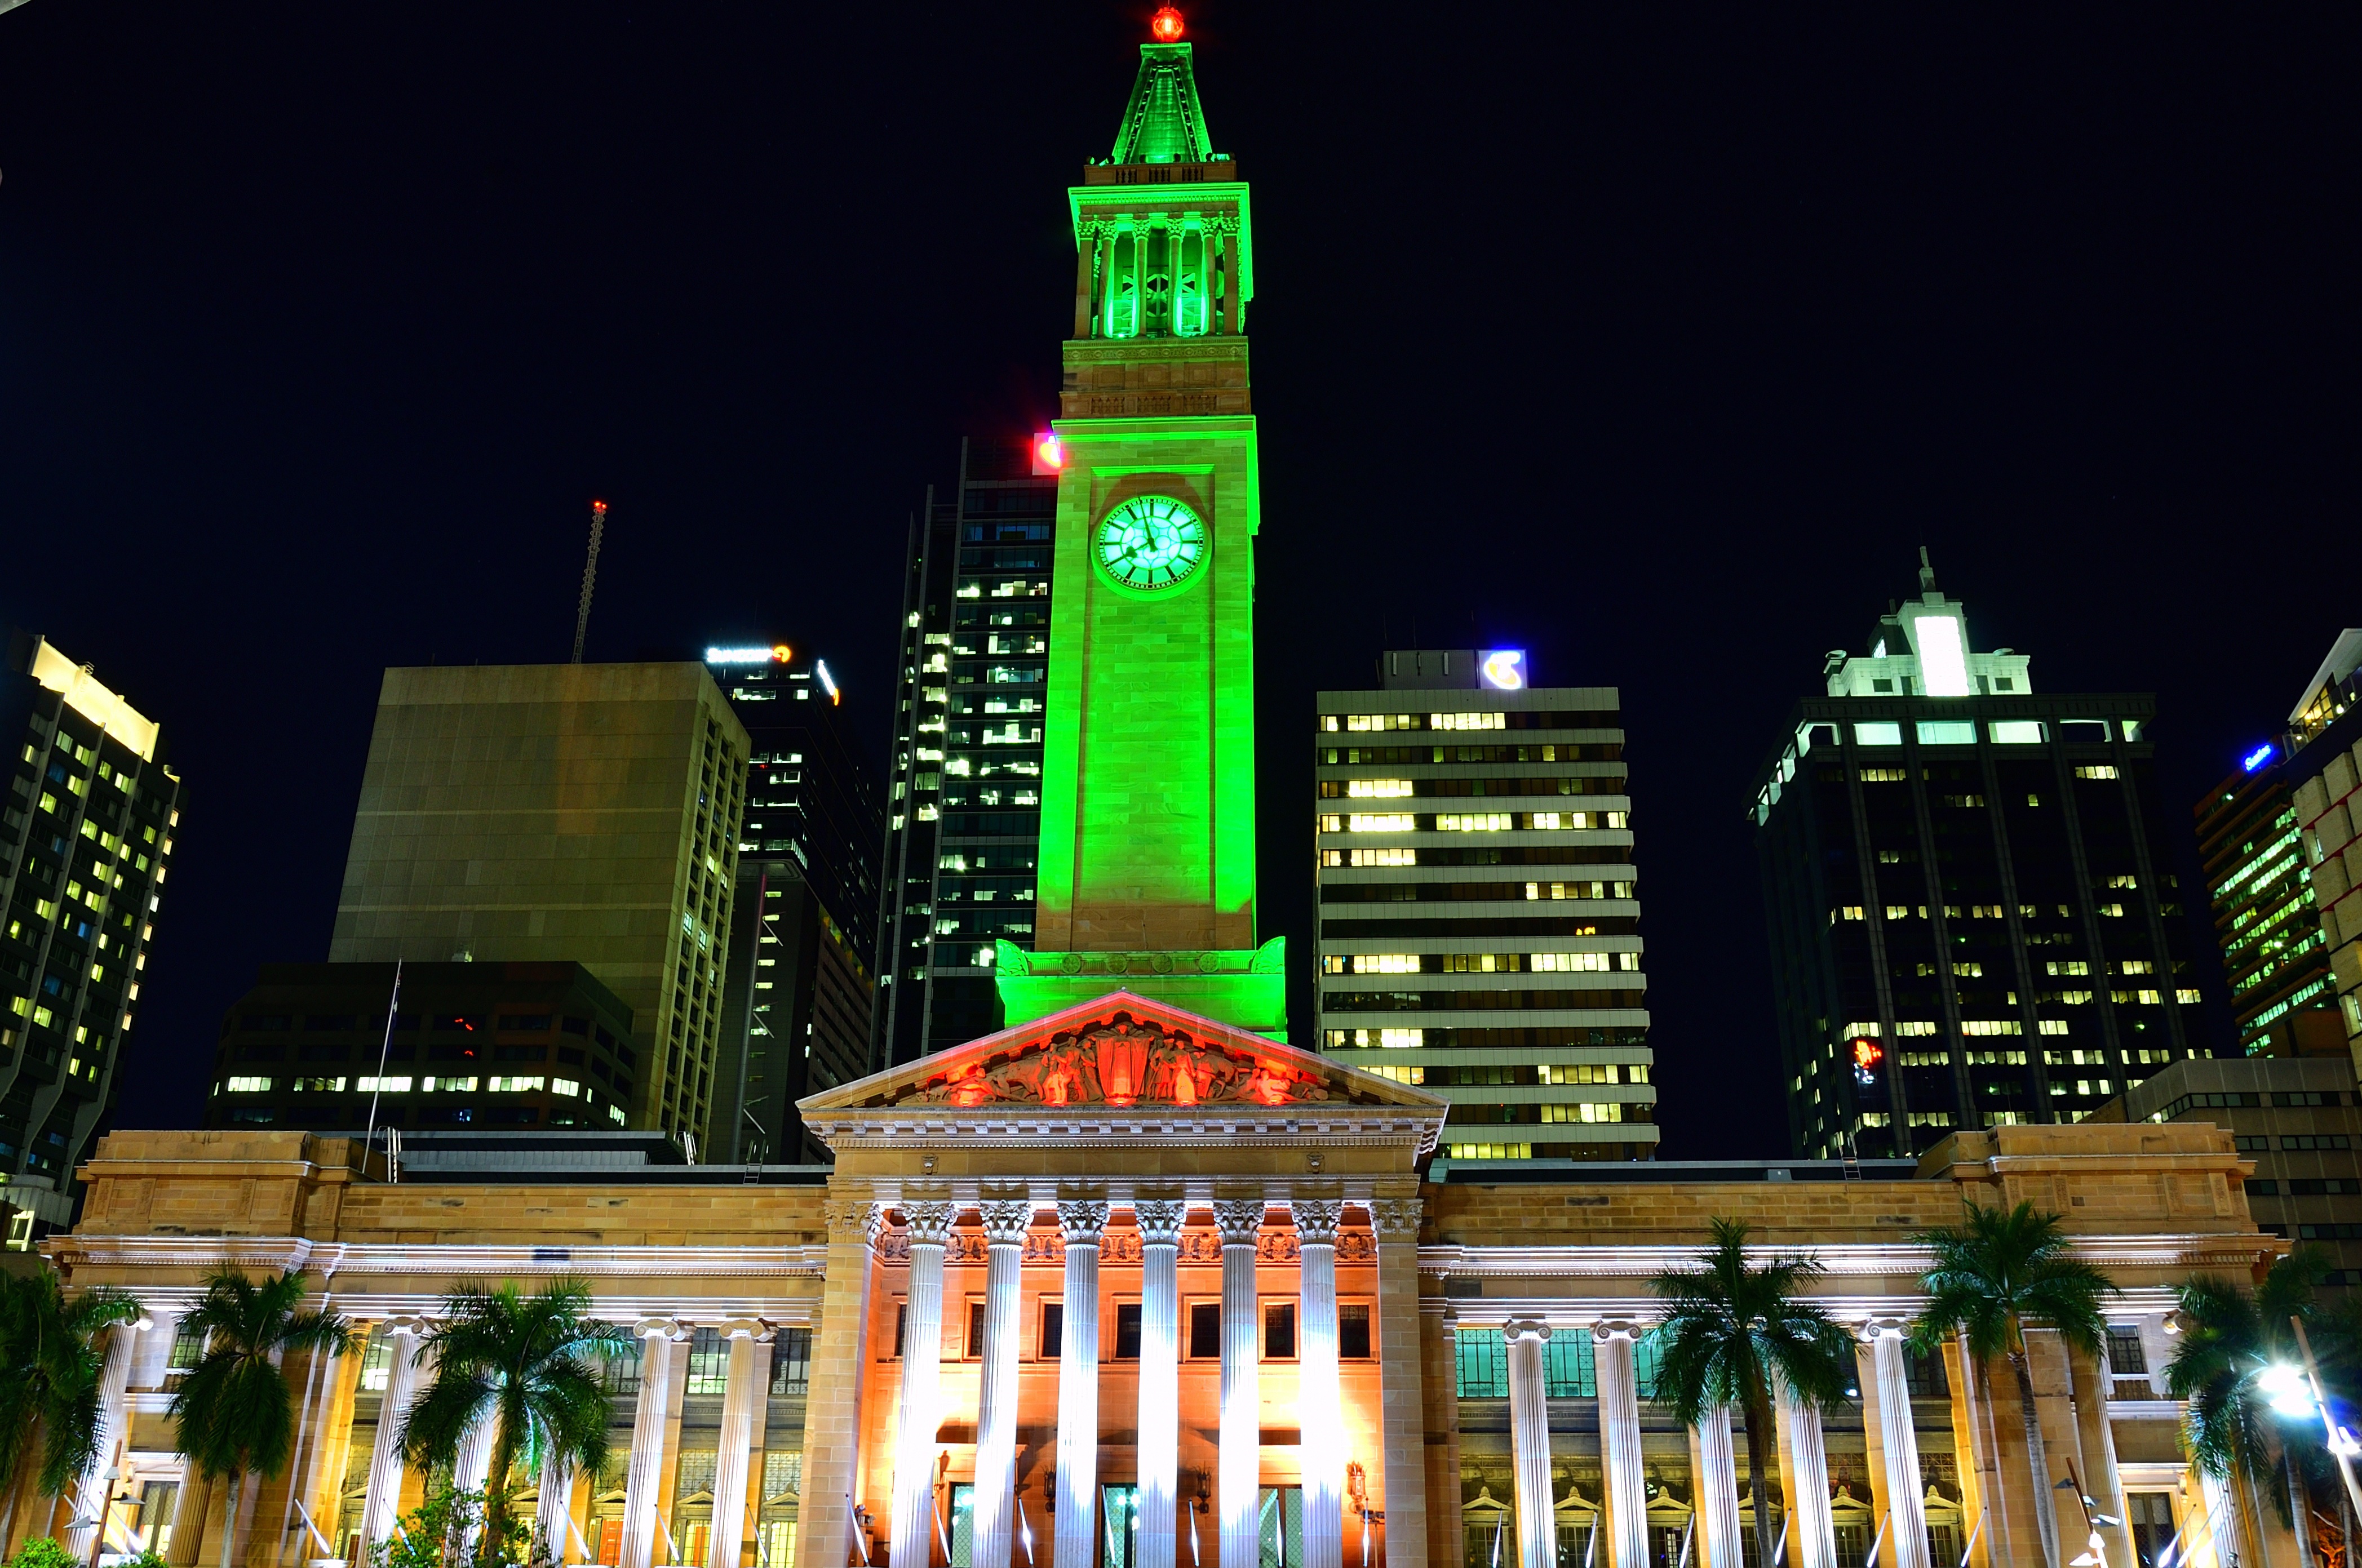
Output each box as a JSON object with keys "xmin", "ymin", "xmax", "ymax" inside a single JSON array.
[
  {"xmin": 1131, "ymin": 1198, "xmax": 1189, "ymax": 1245},
  {"xmin": 1503, "ymin": 1317, "xmax": 1552, "ymax": 1344},
  {"xmin": 823, "ymin": 1198, "xmax": 883, "ymax": 1245},
  {"xmin": 978, "ymin": 1199, "xmax": 1038, "ymax": 1246},
  {"xmin": 716, "ymin": 1318, "xmax": 775, "ymax": 1342},
  {"xmin": 1289, "ymin": 1198, "xmax": 1344, "ymax": 1246},
  {"xmin": 634, "ymin": 1317, "xmax": 688, "ymax": 1342},
  {"xmin": 901, "ymin": 1200, "xmax": 959, "ymax": 1246},
  {"xmin": 1592, "ymin": 1318, "xmax": 1645, "ymax": 1344},
  {"xmin": 1858, "ymin": 1316, "xmax": 1913, "ymax": 1344},
  {"xmin": 381, "ymin": 1315, "xmax": 431, "ymax": 1338},
  {"xmin": 1369, "ymin": 1197, "xmax": 1422, "ymax": 1240},
  {"xmin": 1212, "ymin": 1198, "xmax": 1267, "ymax": 1246},
  {"xmin": 1057, "ymin": 1198, "xmax": 1111, "ymax": 1245}
]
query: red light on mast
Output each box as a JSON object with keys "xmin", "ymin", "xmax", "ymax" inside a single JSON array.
[
  {"xmin": 1150, "ymin": 6, "xmax": 1184, "ymax": 41},
  {"xmin": 591, "ymin": 499, "xmax": 608, "ymax": 514}
]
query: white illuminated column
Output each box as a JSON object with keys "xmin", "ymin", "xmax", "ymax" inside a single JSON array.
[
  {"xmin": 972, "ymin": 1200, "xmax": 1035, "ymax": 1568},
  {"xmin": 706, "ymin": 1320, "xmax": 774, "ymax": 1568},
  {"xmin": 1594, "ymin": 1321, "xmax": 1647, "ymax": 1568},
  {"xmin": 538, "ymin": 1448, "xmax": 579, "ymax": 1565},
  {"xmin": 1504, "ymin": 1321, "xmax": 1556, "ymax": 1568},
  {"xmin": 1862, "ymin": 1322, "xmax": 1930, "ymax": 1568},
  {"xmin": 1214, "ymin": 1198, "xmax": 1267, "ymax": 1568},
  {"xmin": 1776, "ymin": 1376, "xmax": 1837, "ymax": 1568},
  {"xmin": 1688, "ymin": 1408, "xmax": 1743, "ymax": 1568},
  {"xmin": 67, "ymin": 1315, "xmax": 147, "ymax": 1560},
  {"xmin": 357, "ymin": 1318, "xmax": 429, "ymax": 1553},
  {"xmin": 1054, "ymin": 1199, "xmax": 1110, "ymax": 1568},
  {"xmin": 619, "ymin": 1319, "xmax": 685, "ymax": 1568},
  {"xmin": 1292, "ymin": 1199, "xmax": 1345, "ymax": 1568},
  {"xmin": 1135, "ymin": 1198, "xmax": 1189, "ymax": 1568},
  {"xmin": 890, "ymin": 1201, "xmax": 958, "ymax": 1568}
]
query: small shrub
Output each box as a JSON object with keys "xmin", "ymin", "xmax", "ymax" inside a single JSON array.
[{"xmin": 12, "ymin": 1539, "xmax": 79, "ymax": 1568}]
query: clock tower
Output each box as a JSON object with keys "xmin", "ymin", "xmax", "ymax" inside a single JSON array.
[{"xmin": 995, "ymin": 17, "xmax": 1284, "ymax": 1037}]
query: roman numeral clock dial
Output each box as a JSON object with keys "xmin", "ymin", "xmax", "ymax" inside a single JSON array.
[{"xmin": 1094, "ymin": 495, "xmax": 1207, "ymax": 592}]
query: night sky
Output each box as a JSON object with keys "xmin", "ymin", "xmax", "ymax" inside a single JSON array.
[{"xmin": 3, "ymin": 3, "xmax": 2354, "ymax": 1160}]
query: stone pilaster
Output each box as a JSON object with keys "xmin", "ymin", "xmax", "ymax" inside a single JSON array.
[
  {"xmin": 1504, "ymin": 1320, "xmax": 1554, "ymax": 1568},
  {"xmin": 1594, "ymin": 1320, "xmax": 1647, "ymax": 1568},
  {"xmin": 972, "ymin": 1198, "xmax": 1035, "ymax": 1568},
  {"xmin": 1214, "ymin": 1197, "xmax": 1266, "ymax": 1568},
  {"xmin": 803, "ymin": 1198, "xmax": 883, "ymax": 1568},
  {"xmin": 1054, "ymin": 1197, "xmax": 1110, "ymax": 1568},
  {"xmin": 1292, "ymin": 1198, "xmax": 1345, "ymax": 1568},
  {"xmin": 1371, "ymin": 1196, "xmax": 1429, "ymax": 1568},
  {"xmin": 1134, "ymin": 1198, "xmax": 1189, "ymax": 1568}
]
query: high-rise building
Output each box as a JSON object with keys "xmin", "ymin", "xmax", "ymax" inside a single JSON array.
[
  {"xmin": 1751, "ymin": 556, "xmax": 2201, "ymax": 1158},
  {"xmin": 1313, "ymin": 650, "xmax": 1656, "ymax": 1161},
  {"xmin": 2285, "ymin": 628, "xmax": 2362, "ymax": 1072},
  {"xmin": 0, "ymin": 633, "xmax": 181, "ymax": 1229},
  {"xmin": 703, "ymin": 643, "xmax": 882, "ymax": 1163},
  {"xmin": 872, "ymin": 441, "xmax": 1061, "ymax": 1071},
  {"xmin": 200, "ymin": 961, "xmax": 639, "ymax": 1132},
  {"xmin": 2195, "ymin": 747, "xmax": 2341, "ymax": 1059},
  {"xmin": 329, "ymin": 662, "xmax": 748, "ymax": 1147}
]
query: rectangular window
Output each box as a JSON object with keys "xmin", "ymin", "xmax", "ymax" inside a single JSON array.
[
  {"xmin": 967, "ymin": 1300, "xmax": 987, "ymax": 1358},
  {"xmin": 1339, "ymin": 1304, "xmax": 1372, "ymax": 1360},
  {"xmin": 685, "ymin": 1327, "xmax": 728, "ymax": 1395},
  {"xmin": 1115, "ymin": 1304, "xmax": 1143, "ymax": 1360},
  {"xmin": 2106, "ymin": 1326, "xmax": 2149, "ymax": 1377},
  {"xmin": 761, "ymin": 1451, "xmax": 803, "ymax": 1503},
  {"xmin": 1454, "ymin": 1329, "xmax": 1508, "ymax": 1398},
  {"xmin": 359, "ymin": 1336, "xmax": 393, "ymax": 1392},
  {"xmin": 1187, "ymin": 1303, "xmax": 1221, "ymax": 1360},
  {"xmin": 1039, "ymin": 1303, "xmax": 1063, "ymax": 1361},
  {"xmin": 769, "ymin": 1328, "xmax": 812, "ymax": 1394},
  {"xmin": 1264, "ymin": 1303, "xmax": 1296, "ymax": 1360}
]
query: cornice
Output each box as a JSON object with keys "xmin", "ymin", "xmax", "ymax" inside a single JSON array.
[
  {"xmin": 1417, "ymin": 1234, "xmax": 2277, "ymax": 1278},
  {"xmin": 52, "ymin": 1236, "xmax": 830, "ymax": 1279}
]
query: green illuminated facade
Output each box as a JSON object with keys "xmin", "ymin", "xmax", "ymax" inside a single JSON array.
[{"xmin": 997, "ymin": 39, "xmax": 1283, "ymax": 1037}]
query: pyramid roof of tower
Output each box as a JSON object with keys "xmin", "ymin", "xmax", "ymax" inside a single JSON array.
[{"xmin": 1110, "ymin": 43, "xmax": 1215, "ymax": 165}]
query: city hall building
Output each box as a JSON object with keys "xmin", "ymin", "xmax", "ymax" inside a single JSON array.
[{"xmin": 28, "ymin": 20, "xmax": 2301, "ymax": 1568}]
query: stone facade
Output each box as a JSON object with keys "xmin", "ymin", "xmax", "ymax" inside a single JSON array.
[{"xmin": 35, "ymin": 995, "xmax": 2301, "ymax": 1568}]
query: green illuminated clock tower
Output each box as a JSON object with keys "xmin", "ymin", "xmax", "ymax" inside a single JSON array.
[{"xmin": 993, "ymin": 28, "xmax": 1286, "ymax": 1038}]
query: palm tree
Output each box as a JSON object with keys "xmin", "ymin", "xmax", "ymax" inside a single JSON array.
[
  {"xmin": 1910, "ymin": 1201, "xmax": 2117, "ymax": 1568},
  {"xmin": 168, "ymin": 1267, "xmax": 354, "ymax": 1568},
  {"xmin": 397, "ymin": 1279, "xmax": 634, "ymax": 1568},
  {"xmin": 2168, "ymin": 1250, "xmax": 2334, "ymax": 1565},
  {"xmin": 0, "ymin": 1272, "xmax": 140, "ymax": 1541},
  {"xmin": 1651, "ymin": 1217, "xmax": 1859, "ymax": 1568}
]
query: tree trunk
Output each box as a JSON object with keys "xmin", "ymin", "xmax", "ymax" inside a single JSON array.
[
  {"xmin": 2288, "ymin": 1449, "xmax": 2318, "ymax": 1568},
  {"xmin": 482, "ymin": 1399, "xmax": 520, "ymax": 1568},
  {"xmin": 1741, "ymin": 1389, "xmax": 1777, "ymax": 1568},
  {"xmin": 2007, "ymin": 1349, "xmax": 2059, "ymax": 1568},
  {"xmin": 217, "ymin": 1472, "xmax": 244, "ymax": 1568}
]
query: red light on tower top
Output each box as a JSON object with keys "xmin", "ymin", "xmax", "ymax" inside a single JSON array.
[{"xmin": 1150, "ymin": 6, "xmax": 1184, "ymax": 42}]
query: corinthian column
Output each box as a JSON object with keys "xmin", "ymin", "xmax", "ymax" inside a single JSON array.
[
  {"xmin": 1135, "ymin": 1199, "xmax": 1188, "ymax": 1568},
  {"xmin": 1861, "ymin": 1321, "xmax": 1930, "ymax": 1568},
  {"xmin": 707, "ymin": 1320, "xmax": 774, "ymax": 1568},
  {"xmin": 619, "ymin": 1318, "xmax": 688, "ymax": 1568},
  {"xmin": 1054, "ymin": 1198, "xmax": 1110, "ymax": 1568},
  {"xmin": 890, "ymin": 1201, "xmax": 958, "ymax": 1568},
  {"xmin": 1595, "ymin": 1321, "xmax": 1648, "ymax": 1568},
  {"xmin": 803, "ymin": 1198, "xmax": 883, "ymax": 1568},
  {"xmin": 1688, "ymin": 1407, "xmax": 1743, "ymax": 1568},
  {"xmin": 1213, "ymin": 1198, "xmax": 1267, "ymax": 1568},
  {"xmin": 973, "ymin": 1199, "xmax": 1035, "ymax": 1568},
  {"xmin": 357, "ymin": 1318, "xmax": 429, "ymax": 1553},
  {"xmin": 1292, "ymin": 1199, "xmax": 1345, "ymax": 1568},
  {"xmin": 68, "ymin": 1313, "xmax": 147, "ymax": 1559},
  {"xmin": 1504, "ymin": 1321, "xmax": 1555, "ymax": 1568}
]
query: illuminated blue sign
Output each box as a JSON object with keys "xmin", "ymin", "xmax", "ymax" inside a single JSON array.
[
  {"xmin": 1477, "ymin": 648, "xmax": 1527, "ymax": 691},
  {"xmin": 2242, "ymin": 742, "xmax": 2276, "ymax": 774}
]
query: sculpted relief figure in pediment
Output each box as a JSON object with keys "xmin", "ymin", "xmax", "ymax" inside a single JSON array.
[{"xmin": 905, "ymin": 1013, "xmax": 1331, "ymax": 1109}]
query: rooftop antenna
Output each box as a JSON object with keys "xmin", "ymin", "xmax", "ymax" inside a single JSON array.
[
  {"xmin": 571, "ymin": 500, "xmax": 609, "ymax": 663},
  {"xmin": 1918, "ymin": 545, "xmax": 1937, "ymax": 593}
]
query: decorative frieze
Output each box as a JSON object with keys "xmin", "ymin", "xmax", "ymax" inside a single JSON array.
[{"xmin": 872, "ymin": 1222, "xmax": 1376, "ymax": 1266}]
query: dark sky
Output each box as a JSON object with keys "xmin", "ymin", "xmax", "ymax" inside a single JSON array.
[{"xmin": 3, "ymin": 3, "xmax": 2354, "ymax": 1160}]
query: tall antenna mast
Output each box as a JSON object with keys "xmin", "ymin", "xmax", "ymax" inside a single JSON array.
[{"xmin": 571, "ymin": 499, "xmax": 609, "ymax": 663}]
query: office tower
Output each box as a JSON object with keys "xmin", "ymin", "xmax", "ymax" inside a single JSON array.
[
  {"xmin": 2195, "ymin": 747, "xmax": 2340, "ymax": 1058},
  {"xmin": 0, "ymin": 633, "xmax": 181, "ymax": 1227},
  {"xmin": 329, "ymin": 662, "xmax": 748, "ymax": 1147},
  {"xmin": 2285, "ymin": 628, "xmax": 2362, "ymax": 1070},
  {"xmin": 1751, "ymin": 556, "xmax": 2200, "ymax": 1158},
  {"xmin": 1313, "ymin": 650, "xmax": 1656, "ymax": 1161},
  {"xmin": 201, "ymin": 961, "xmax": 638, "ymax": 1132},
  {"xmin": 873, "ymin": 439, "xmax": 1062, "ymax": 1069},
  {"xmin": 991, "ymin": 38, "xmax": 1286, "ymax": 1038},
  {"xmin": 703, "ymin": 643, "xmax": 882, "ymax": 1163}
]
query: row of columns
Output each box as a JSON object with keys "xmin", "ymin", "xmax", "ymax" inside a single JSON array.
[
  {"xmin": 884, "ymin": 1194, "xmax": 1366, "ymax": 1568},
  {"xmin": 1071, "ymin": 220, "xmax": 1238, "ymax": 341},
  {"xmin": 1499, "ymin": 1318, "xmax": 1935, "ymax": 1568}
]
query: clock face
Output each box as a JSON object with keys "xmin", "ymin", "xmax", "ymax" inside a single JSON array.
[{"xmin": 1094, "ymin": 495, "xmax": 1208, "ymax": 592}]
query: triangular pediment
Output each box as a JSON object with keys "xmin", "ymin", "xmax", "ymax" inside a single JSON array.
[{"xmin": 799, "ymin": 989, "xmax": 1446, "ymax": 1115}]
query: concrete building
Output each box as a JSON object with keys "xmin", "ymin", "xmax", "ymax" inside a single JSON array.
[
  {"xmin": 0, "ymin": 632, "xmax": 181, "ymax": 1231},
  {"xmin": 874, "ymin": 485, "xmax": 960, "ymax": 1070},
  {"xmin": 328, "ymin": 661, "xmax": 749, "ymax": 1148},
  {"xmin": 2086, "ymin": 1053, "xmax": 2362, "ymax": 1286},
  {"xmin": 704, "ymin": 645, "xmax": 882, "ymax": 1165},
  {"xmin": 1750, "ymin": 554, "xmax": 2201, "ymax": 1160},
  {"xmin": 1314, "ymin": 651, "xmax": 1654, "ymax": 1162},
  {"xmin": 2193, "ymin": 746, "xmax": 2341, "ymax": 1058},
  {"xmin": 2285, "ymin": 629, "xmax": 2362, "ymax": 1074}
]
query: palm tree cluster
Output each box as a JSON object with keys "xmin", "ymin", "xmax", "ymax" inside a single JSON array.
[{"xmin": 0, "ymin": 1270, "xmax": 140, "ymax": 1544}]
